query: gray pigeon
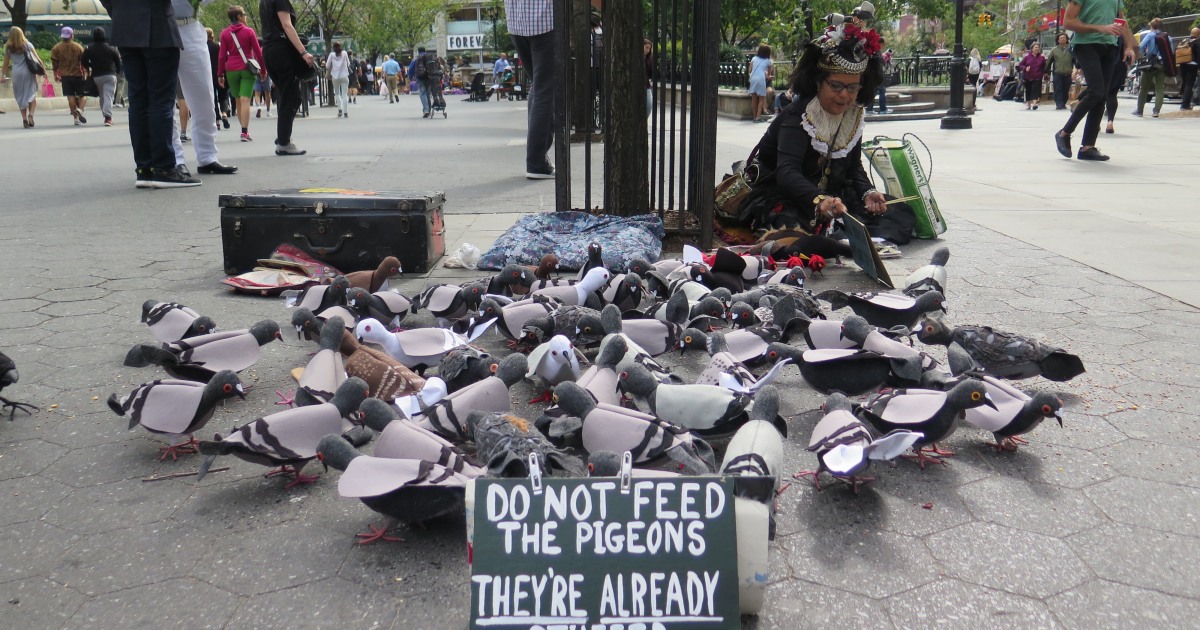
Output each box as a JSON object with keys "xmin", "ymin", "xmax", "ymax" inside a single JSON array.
[
  {"xmin": 346, "ymin": 287, "xmax": 412, "ymax": 328},
  {"xmin": 437, "ymin": 344, "xmax": 498, "ymax": 393},
  {"xmin": 616, "ymin": 363, "xmax": 785, "ymax": 441},
  {"xmin": 960, "ymin": 378, "xmax": 1064, "ymax": 451},
  {"xmin": 141, "ymin": 300, "xmax": 217, "ymax": 342},
  {"xmin": 915, "ymin": 316, "xmax": 1085, "ymax": 382},
  {"xmin": 0, "ymin": 350, "xmax": 38, "ymax": 421},
  {"xmin": 108, "ymin": 370, "xmax": 245, "ymax": 460},
  {"xmin": 840, "ymin": 315, "xmax": 935, "ymax": 385},
  {"xmin": 466, "ymin": 410, "xmax": 579, "ymax": 477},
  {"xmin": 358, "ymin": 398, "xmax": 485, "ymax": 476},
  {"xmin": 413, "ymin": 353, "xmax": 527, "ymax": 441},
  {"xmin": 316, "ymin": 434, "xmax": 478, "ymax": 544},
  {"xmin": 123, "ymin": 320, "xmax": 281, "ymax": 382},
  {"xmin": 796, "ymin": 392, "xmax": 922, "ymax": 493},
  {"xmin": 818, "ymin": 289, "xmax": 946, "ymax": 329},
  {"xmin": 284, "ymin": 316, "xmax": 348, "ymax": 408},
  {"xmin": 552, "ymin": 381, "xmax": 716, "ymax": 475},
  {"xmin": 857, "ymin": 380, "xmax": 997, "ymax": 469},
  {"xmin": 283, "ymin": 275, "xmax": 350, "ymax": 312},
  {"xmin": 197, "ymin": 377, "xmax": 370, "ymax": 487}
]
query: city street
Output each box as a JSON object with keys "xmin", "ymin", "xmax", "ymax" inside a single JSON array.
[{"xmin": 0, "ymin": 91, "xmax": 1198, "ymax": 628}]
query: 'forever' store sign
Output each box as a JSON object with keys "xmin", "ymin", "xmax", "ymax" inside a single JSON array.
[{"xmin": 470, "ymin": 477, "xmax": 740, "ymax": 630}]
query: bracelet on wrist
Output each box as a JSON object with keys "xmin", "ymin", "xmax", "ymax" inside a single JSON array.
[{"xmin": 861, "ymin": 188, "xmax": 878, "ymax": 202}]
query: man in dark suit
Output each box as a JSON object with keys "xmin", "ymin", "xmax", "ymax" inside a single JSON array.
[{"xmin": 100, "ymin": 0, "xmax": 200, "ymax": 188}]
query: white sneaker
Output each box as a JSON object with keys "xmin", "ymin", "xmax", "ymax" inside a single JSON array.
[{"xmin": 275, "ymin": 143, "xmax": 307, "ymax": 156}]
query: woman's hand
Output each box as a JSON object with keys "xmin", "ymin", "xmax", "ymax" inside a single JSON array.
[
  {"xmin": 865, "ymin": 191, "xmax": 887, "ymax": 215},
  {"xmin": 818, "ymin": 196, "xmax": 847, "ymax": 219},
  {"xmin": 218, "ymin": 76, "xmax": 225, "ymax": 88}
]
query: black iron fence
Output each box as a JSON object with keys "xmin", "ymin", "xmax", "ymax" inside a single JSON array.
[{"xmin": 892, "ymin": 55, "xmax": 954, "ymax": 86}]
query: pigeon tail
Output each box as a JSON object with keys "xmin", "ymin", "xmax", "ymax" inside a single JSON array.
[
  {"xmin": 1039, "ymin": 351, "xmax": 1086, "ymax": 382},
  {"xmin": 197, "ymin": 439, "xmax": 238, "ymax": 457},
  {"xmin": 123, "ymin": 343, "xmax": 168, "ymax": 368},
  {"xmin": 816, "ymin": 290, "xmax": 849, "ymax": 311},
  {"xmin": 195, "ymin": 454, "xmax": 219, "ymax": 482},
  {"xmin": 107, "ymin": 393, "xmax": 126, "ymax": 417}
]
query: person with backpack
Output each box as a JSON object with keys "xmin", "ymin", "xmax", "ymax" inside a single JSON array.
[
  {"xmin": 968, "ymin": 48, "xmax": 982, "ymax": 87},
  {"xmin": 409, "ymin": 47, "xmax": 432, "ymax": 116},
  {"xmin": 410, "ymin": 47, "xmax": 444, "ymax": 117},
  {"xmin": 1178, "ymin": 27, "xmax": 1198, "ymax": 110},
  {"xmin": 1134, "ymin": 17, "xmax": 1176, "ymax": 118}
]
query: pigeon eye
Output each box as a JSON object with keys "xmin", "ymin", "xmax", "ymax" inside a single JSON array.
[
  {"xmin": 619, "ymin": 371, "xmax": 628, "ymax": 380},
  {"xmin": 1042, "ymin": 404, "xmax": 1052, "ymax": 414},
  {"xmin": 512, "ymin": 272, "xmax": 519, "ymax": 277},
  {"xmin": 365, "ymin": 325, "xmax": 372, "ymax": 332},
  {"xmin": 473, "ymin": 288, "xmax": 479, "ymax": 294},
  {"xmin": 551, "ymin": 351, "xmax": 558, "ymax": 356},
  {"xmin": 684, "ymin": 336, "xmax": 692, "ymax": 344},
  {"xmin": 583, "ymin": 327, "xmax": 591, "ymax": 333},
  {"xmin": 971, "ymin": 392, "xmax": 982, "ymax": 401},
  {"xmin": 768, "ymin": 351, "xmax": 778, "ymax": 359},
  {"xmin": 490, "ymin": 364, "xmax": 499, "ymax": 373},
  {"xmin": 222, "ymin": 384, "xmax": 233, "ymax": 393},
  {"xmin": 925, "ymin": 325, "xmax": 934, "ymax": 333}
]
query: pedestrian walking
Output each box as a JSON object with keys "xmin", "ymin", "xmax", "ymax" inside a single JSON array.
[
  {"xmin": 382, "ymin": 53, "xmax": 401, "ymax": 103},
  {"xmin": 1047, "ymin": 33, "xmax": 1074, "ymax": 109},
  {"xmin": 1, "ymin": 27, "xmax": 41, "ymax": 128},
  {"xmin": 259, "ymin": 0, "xmax": 316, "ymax": 156},
  {"xmin": 504, "ymin": 0, "xmax": 556, "ymax": 179},
  {"xmin": 347, "ymin": 50, "xmax": 360, "ymax": 103},
  {"xmin": 748, "ymin": 44, "xmax": 774, "ymax": 122},
  {"xmin": 51, "ymin": 27, "xmax": 89, "ymax": 124},
  {"xmin": 1054, "ymin": 0, "xmax": 1136, "ymax": 162},
  {"xmin": 218, "ymin": 5, "xmax": 265, "ymax": 142},
  {"xmin": 327, "ymin": 41, "xmax": 350, "ymax": 117},
  {"xmin": 968, "ymin": 48, "xmax": 982, "ymax": 87},
  {"xmin": 1182, "ymin": 28, "xmax": 1199, "ymax": 110},
  {"xmin": 1134, "ymin": 18, "xmax": 1176, "ymax": 118},
  {"xmin": 1018, "ymin": 43, "xmax": 1047, "ymax": 110},
  {"xmin": 207, "ymin": 28, "xmax": 231, "ymax": 130},
  {"xmin": 81, "ymin": 27, "xmax": 120, "ymax": 126},
  {"xmin": 170, "ymin": 0, "xmax": 237, "ymax": 177},
  {"xmin": 99, "ymin": 0, "xmax": 200, "ymax": 188}
]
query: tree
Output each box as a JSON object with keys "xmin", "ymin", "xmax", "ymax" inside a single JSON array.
[
  {"xmin": 344, "ymin": 0, "xmax": 407, "ymax": 57},
  {"xmin": 721, "ymin": 0, "xmax": 791, "ymax": 48},
  {"xmin": 392, "ymin": 0, "xmax": 444, "ymax": 55},
  {"xmin": 1122, "ymin": 0, "xmax": 1197, "ymax": 31},
  {"xmin": 2, "ymin": 0, "xmax": 28, "ymax": 31},
  {"xmin": 291, "ymin": 0, "xmax": 353, "ymax": 56},
  {"xmin": 199, "ymin": 0, "xmax": 262, "ymax": 33}
]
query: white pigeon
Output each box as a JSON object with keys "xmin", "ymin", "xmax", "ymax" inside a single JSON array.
[
  {"xmin": 355, "ymin": 318, "xmax": 468, "ymax": 371},
  {"xmin": 393, "ymin": 377, "xmax": 449, "ymax": 419},
  {"xmin": 529, "ymin": 266, "xmax": 611, "ymax": 306},
  {"xmin": 525, "ymin": 334, "xmax": 582, "ymax": 403}
]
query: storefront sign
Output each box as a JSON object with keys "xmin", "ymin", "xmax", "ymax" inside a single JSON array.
[{"xmin": 449, "ymin": 34, "xmax": 485, "ymax": 50}]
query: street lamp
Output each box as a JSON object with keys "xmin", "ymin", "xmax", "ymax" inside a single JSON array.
[{"xmin": 940, "ymin": 0, "xmax": 972, "ymax": 129}]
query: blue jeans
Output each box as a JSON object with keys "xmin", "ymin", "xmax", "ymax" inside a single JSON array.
[
  {"xmin": 119, "ymin": 46, "xmax": 180, "ymax": 172},
  {"xmin": 511, "ymin": 30, "xmax": 556, "ymax": 173},
  {"xmin": 418, "ymin": 79, "xmax": 431, "ymax": 113}
]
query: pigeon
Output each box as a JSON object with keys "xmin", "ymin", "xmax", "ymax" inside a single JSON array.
[
  {"xmin": 123, "ymin": 320, "xmax": 281, "ymax": 382},
  {"xmin": 355, "ymin": 318, "xmax": 469, "ymax": 374},
  {"xmin": 108, "ymin": 370, "xmax": 245, "ymax": 460},
  {"xmin": 413, "ymin": 353, "xmax": 527, "ymax": 442},
  {"xmin": 840, "ymin": 315, "xmax": 935, "ymax": 385},
  {"xmin": 141, "ymin": 300, "xmax": 217, "ymax": 342},
  {"xmin": 493, "ymin": 264, "xmax": 537, "ymax": 296},
  {"xmin": 414, "ymin": 283, "xmax": 480, "ymax": 324},
  {"xmin": 696, "ymin": 332, "xmax": 791, "ymax": 395},
  {"xmin": 679, "ymin": 326, "xmax": 780, "ymax": 366},
  {"xmin": 339, "ymin": 330, "xmax": 426, "ymax": 400},
  {"xmin": 525, "ymin": 334, "xmax": 582, "ymax": 403},
  {"xmin": 197, "ymin": 377, "xmax": 370, "ymax": 487},
  {"xmin": 520, "ymin": 304, "xmax": 600, "ymax": 344},
  {"xmin": 0, "ymin": 351, "xmax": 38, "ymax": 421},
  {"xmin": 767, "ymin": 343, "xmax": 892, "ymax": 395},
  {"xmin": 346, "ymin": 287, "xmax": 413, "ymax": 328},
  {"xmin": 535, "ymin": 334, "xmax": 625, "ymax": 443},
  {"xmin": 720, "ymin": 388, "xmax": 787, "ymax": 549},
  {"xmin": 759, "ymin": 266, "xmax": 807, "ymax": 287},
  {"xmin": 578, "ymin": 303, "xmax": 685, "ymax": 357},
  {"xmin": 729, "ymin": 302, "xmax": 761, "ymax": 329},
  {"xmin": 529, "ymin": 266, "xmax": 610, "ymax": 307},
  {"xmin": 531, "ymin": 254, "xmax": 560, "ymax": 280},
  {"xmin": 599, "ymin": 272, "xmax": 646, "ymax": 313},
  {"xmin": 467, "ymin": 411, "xmax": 578, "ymax": 476},
  {"xmin": 961, "ymin": 378, "xmax": 1064, "ymax": 451},
  {"xmin": 344, "ymin": 256, "xmax": 402, "ymax": 293},
  {"xmin": 903, "ymin": 247, "xmax": 949, "ymax": 297},
  {"xmin": 316, "ymin": 434, "xmax": 477, "ymax": 544},
  {"xmin": 617, "ymin": 363, "xmax": 785, "ymax": 441},
  {"xmin": 794, "ymin": 392, "xmax": 922, "ymax": 492},
  {"xmin": 577, "ymin": 242, "xmax": 605, "ymax": 280},
  {"xmin": 285, "ymin": 315, "xmax": 349, "ymax": 407},
  {"xmin": 818, "ymin": 289, "xmax": 946, "ymax": 329},
  {"xmin": 765, "ymin": 295, "xmax": 818, "ymax": 343},
  {"xmin": 914, "ymin": 316, "xmax": 1086, "ymax": 382},
  {"xmin": 856, "ymin": 379, "xmax": 997, "ymax": 468},
  {"xmin": 393, "ymin": 378, "xmax": 448, "ymax": 419},
  {"xmin": 551, "ymin": 381, "xmax": 716, "ymax": 475},
  {"xmin": 284, "ymin": 275, "xmax": 350, "ymax": 312},
  {"xmin": 358, "ymin": 398, "xmax": 485, "ymax": 476},
  {"xmin": 437, "ymin": 344, "xmax": 497, "ymax": 393},
  {"xmin": 586, "ymin": 451, "xmax": 679, "ymax": 478},
  {"xmin": 291, "ymin": 307, "xmax": 352, "ymax": 343},
  {"xmin": 469, "ymin": 297, "xmax": 556, "ymax": 344}
]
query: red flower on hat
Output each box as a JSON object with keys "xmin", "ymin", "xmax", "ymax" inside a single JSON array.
[{"xmin": 843, "ymin": 23, "xmax": 882, "ymax": 57}]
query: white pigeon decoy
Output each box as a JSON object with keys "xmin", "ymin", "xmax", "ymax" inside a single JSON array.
[
  {"xmin": 355, "ymin": 318, "xmax": 469, "ymax": 375},
  {"xmin": 529, "ymin": 266, "xmax": 611, "ymax": 306},
  {"xmin": 903, "ymin": 247, "xmax": 950, "ymax": 297},
  {"xmin": 525, "ymin": 334, "xmax": 582, "ymax": 403}
]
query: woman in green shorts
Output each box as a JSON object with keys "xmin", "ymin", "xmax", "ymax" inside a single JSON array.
[{"xmin": 217, "ymin": 5, "xmax": 265, "ymax": 141}]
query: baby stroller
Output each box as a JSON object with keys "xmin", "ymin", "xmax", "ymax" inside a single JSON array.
[{"xmin": 466, "ymin": 72, "xmax": 493, "ymax": 102}]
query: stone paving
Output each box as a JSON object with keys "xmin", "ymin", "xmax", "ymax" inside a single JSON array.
[{"xmin": 1, "ymin": 96, "xmax": 1198, "ymax": 628}]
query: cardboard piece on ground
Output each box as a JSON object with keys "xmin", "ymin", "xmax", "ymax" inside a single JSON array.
[{"xmin": 841, "ymin": 214, "xmax": 893, "ymax": 288}]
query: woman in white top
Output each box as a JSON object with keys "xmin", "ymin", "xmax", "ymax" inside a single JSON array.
[{"xmin": 326, "ymin": 41, "xmax": 351, "ymax": 118}]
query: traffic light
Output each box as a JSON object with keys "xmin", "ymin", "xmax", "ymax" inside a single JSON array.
[{"xmin": 977, "ymin": 12, "xmax": 994, "ymax": 27}]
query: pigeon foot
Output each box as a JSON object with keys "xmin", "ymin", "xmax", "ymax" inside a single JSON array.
[
  {"xmin": 158, "ymin": 436, "xmax": 200, "ymax": 461},
  {"xmin": 793, "ymin": 469, "xmax": 823, "ymax": 491},
  {"xmin": 274, "ymin": 389, "xmax": 296, "ymax": 406},
  {"xmin": 265, "ymin": 465, "xmax": 320, "ymax": 488},
  {"xmin": 992, "ymin": 436, "xmax": 1029, "ymax": 452},
  {"xmin": 846, "ymin": 475, "xmax": 875, "ymax": 494},
  {"xmin": 355, "ymin": 523, "xmax": 405, "ymax": 545},
  {"xmin": 1, "ymin": 397, "xmax": 39, "ymax": 421},
  {"xmin": 926, "ymin": 442, "xmax": 956, "ymax": 457},
  {"xmin": 902, "ymin": 448, "xmax": 949, "ymax": 470},
  {"xmin": 528, "ymin": 390, "xmax": 553, "ymax": 405}
]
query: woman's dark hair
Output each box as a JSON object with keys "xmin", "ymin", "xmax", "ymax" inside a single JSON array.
[
  {"xmin": 228, "ymin": 5, "xmax": 245, "ymax": 24},
  {"xmin": 787, "ymin": 41, "xmax": 884, "ymax": 106},
  {"xmin": 757, "ymin": 44, "xmax": 772, "ymax": 59},
  {"xmin": 91, "ymin": 27, "xmax": 106, "ymax": 43},
  {"xmin": 333, "ymin": 41, "xmax": 342, "ymax": 53}
]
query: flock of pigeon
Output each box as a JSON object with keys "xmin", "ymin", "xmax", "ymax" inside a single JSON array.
[{"xmin": 35, "ymin": 241, "xmax": 1085, "ymax": 550}]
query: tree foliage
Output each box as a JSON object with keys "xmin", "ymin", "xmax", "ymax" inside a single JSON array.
[
  {"xmin": 391, "ymin": 0, "xmax": 444, "ymax": 55},
  {"xmin": 1122, "ymin": 0, "xmax": 1198, "ymax": 31},
  {"xmin": 199, "ymin": 0, "xmax": 262, "ymax": 33}
]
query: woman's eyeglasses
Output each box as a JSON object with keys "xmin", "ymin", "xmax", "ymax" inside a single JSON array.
[{"xmin": 824, "ymin": 79, "xmax": 863, "ymax": 94}]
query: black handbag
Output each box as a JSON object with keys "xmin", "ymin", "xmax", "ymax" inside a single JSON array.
[
  {"xmin": 25, "ymin": 45, "xmax": 46, "ymax": 76},
  {"xmin": 82, "ymin": 76, "xmax": 99, "ymax": 97}
]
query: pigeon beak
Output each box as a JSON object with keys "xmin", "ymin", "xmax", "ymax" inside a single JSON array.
[
  {"xmin": 294, "ymin": 325, "xmax": 303, "ymax": 340},
  {"xmin": 983, "ymin": 392, "xmax": 998, "ymax": 410},
  {"xmin": 941, "ymin": 301, "xmax": 949, "ymax": 313},
  {"xmin": 274, "ymin": 330, "xmax": 283, "ymax": 341},
  {"xmin": 1054, "ymin": 409, "xmax": 1064, "ymax": 427},
  {"xmin": 911, "ymin": 324, "xmax": 922, "ymax": 335},
  {"xmin": 317, "ymin": 452, "xmax": 329, "ymax": 473},
  {"xmin": 236, "ymin": 384, "xmax": 246, "ymax": 399}
]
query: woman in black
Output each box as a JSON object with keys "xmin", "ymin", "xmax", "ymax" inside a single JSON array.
[
  {"xmin": 81, "ymin": 27, "xmax": 121, "ymax": 126},
  {"xmin": 741, "ymin": 23, "xmax": 913, "ymax": 244},
  {"xmin": 258, "ymin": 0, "xmax": 315, "ymax": 155}
]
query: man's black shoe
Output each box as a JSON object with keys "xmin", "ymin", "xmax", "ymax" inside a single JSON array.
[
  {"xmin": 150, "ymin": 168, "xmax": 202, "ymax": 188},
  {"xmin": 198, "ymin": 161, "xmax": 238, "ymax": 174},
  {"xmin": 1054, "ymin": 131, "xmax": 1071, "ymax": 158},
  {"xmin": 1077, "ymin": 147, "xmax": 1110, "ymax": 161}
]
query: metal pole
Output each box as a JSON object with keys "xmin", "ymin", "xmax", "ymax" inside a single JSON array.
[
  {"xmin": 552, "ymin": 0, "xmax": 571, "ymax": 211},
  {"xmin": 940, "ymin": 0, "xmax": 972, "ymax": 129}
]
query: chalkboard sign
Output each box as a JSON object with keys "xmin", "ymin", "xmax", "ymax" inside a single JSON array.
[
  {"xmin": 470, "ymin": 477, "xmax": 740, "ymax": 629},
  {"xmin": 842, "ymin": 213, "xmax": 893, "ymax": 288}
]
